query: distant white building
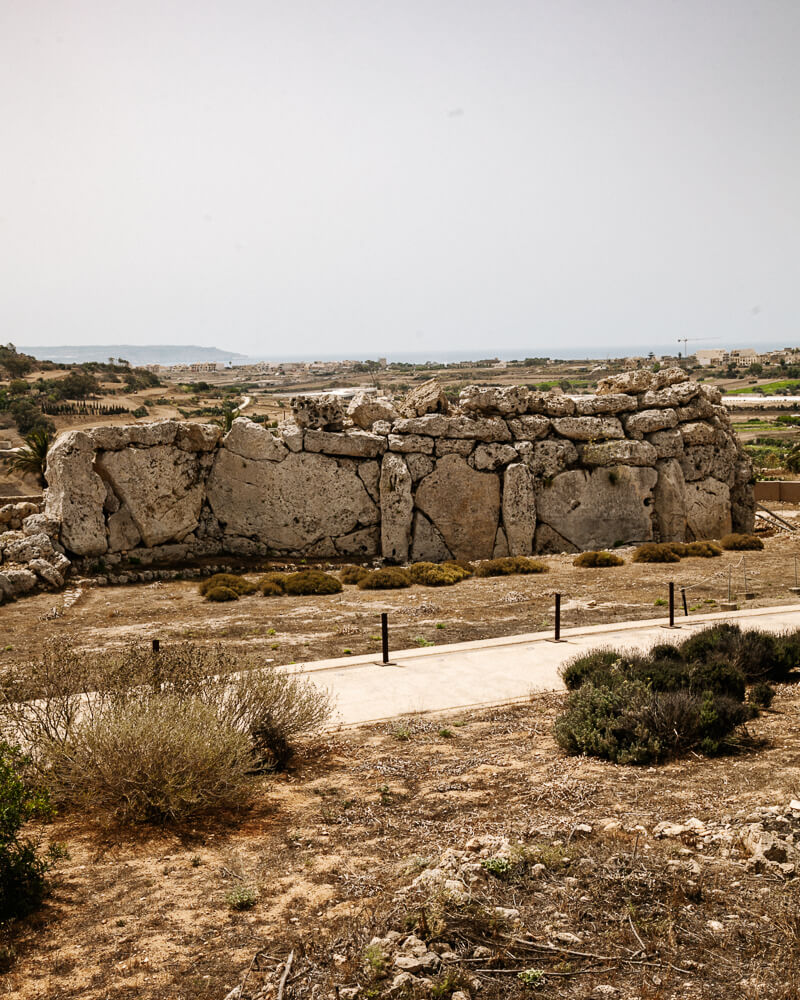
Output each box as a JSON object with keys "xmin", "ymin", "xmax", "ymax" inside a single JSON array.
[{"xmin": 695, "ymin": 350, "xmax": 727, "ymax": 366}]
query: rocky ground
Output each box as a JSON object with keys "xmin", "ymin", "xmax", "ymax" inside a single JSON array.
[{"xmin": 2, "ymin": 684, "xmax": 800, "ymax": 1000}]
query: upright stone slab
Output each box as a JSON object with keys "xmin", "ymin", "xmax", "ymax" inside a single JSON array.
[
  {"xmin": 44, "ymin": 431, "xmax": 108, "ymax": 556},
  {"xmin": 502, "ymin": 463, "xmax": 536, "ymax": 555},
  {"xmin": 379, "ymin": 453, "xmax": 413, "ymax": 562},
  {"xmin": 415, "ymin": 454, "xmax": 500, "ymax": 559}
]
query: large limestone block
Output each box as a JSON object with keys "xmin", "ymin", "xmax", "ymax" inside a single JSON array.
[
  {"xmin": 44, "ymin": 431, "xmax": 108, "ymax": 556},
  {"xmin": 280, "ymin": 422, "xmax": 304, "ymax": 452},
  {"xmin": 596, "ymin": 369, "xmax": 655, "ymax": 395},
  {"xmin": 347, "ymin": 393, "xmax": 398, "ymax": 429},
  {"xmin": 435, "ymin": 439, "xmax": 474, "ymax": 457},
  {"xmin": 107, "ymin": 506, "xmax": 141, "ymax": 552},
  {"xmin": 680, "ymin": 445, "xmax": 715, "ymax": 482},
  {"xmin": 575, "ymin": 394, "xmax": 637, "ymax": 415},
  {"xmin": 0, "ymin": 568, "xmax": 38, "ymax": 600},
  {"xmin": 440, "ymin": 416, "xmax": 512, "ymax": 442},
  {"xmin": 699, "ymin": 384, "xmax": 723, "ymax": 405},
  {"xmin": 579, "ymin": 440, "xmax": 657, "ymax": 467},
  {"xmin": 401, "ymin": 379, "xmax": 449, "ymax": 417},
  {"xmin": 679, "ymin": 421, "xmax": 716, "ymax": 446},
  {"xmin": 684, "ymin": 478, "xmax": 732, "ymax": 540},
  {"xmin": 536, "ymin": 466, "xmax": 658, "ymax": 551},
  {"xmin": 471, "ymin": 443, "xmax": 518, "ymax": 471},
  {"xmin": 647, "ymin": 428, "xmax": 684, "ymax": 459},
  {"xmin": 291, "ymin": 394, "xmax": 345, "ymax": 430},
  {"xmin": 624, "ymin": 409, "xmax": 679, "ymax": 437},
  {"xmin": 96, "ymin": 446, "xmax": 212, "ymax": 548},
  {"xmin": 676, "ymin": 398, "xmax": 715, "ymax": 422},
  {"xmin": 415, "ymin": 454, "xmax": 500, "ymax": 559},
  {"xmin": 358, "ymin": 461, "xmax": 380, "ymax": 501},
  {"xmin": 175, "ymin": 422, "xmax": 222, "ymax": 452},
  {"xmin": 410, "ymin": 512, "xmax": 452, "ymax": 561},
  {"xmin": 731, "ymin": 478, "xmax": 756, "ymax": 534},
  {"xmin": 3, "ymin": 532, "xmax": 55, "ymax": 564},
  {"xmin": 493, "ymin": 526, "xmax": 510, "ymax": 557},
  {"xmin": 380, "ymin": 453, "xmax": 414, "ymax": 562},
  {"xmin": 507, "ymin": 415, "xmax": 551, "ymax": 440},
  {"xmin": 333, "ymin": 526, "xmax": 380, "ymax": 556},
  {"xmin": 89, "ymin": 421, "xmax": 180, "ymax": 450},
  {"xmin": 388, "ymin": 434, "xmax": 434, "ymax": 454},
  {"xmin": 460, "ymin": 385, "xmax": 529, "ymax": 416},
  {"xmin": 502, "ymin": 463, "xmax": 536, "ymax": 555},
  {"xmin": 710, "ymin": 437, "xmax": 739, "ymax": 486},
  {"xmin": 527, "ymin": 392, "xmax": 576, "ymax": 417},
  {"xmin": 406, "ymin": 454, "xmax": 434, "ymax": 481},
  {"xmin": 551, "ymin": 416, "xmax": 624, "ymax": 441},
  {"xmin": 224, "ymin": 418, "xmax": 287, "ymax": 461},
  {"xmin": 638, "ymin": 387, "xmax": 678, "ymax": 408},
  {"xmin": 653, "ymin": 459, "xmax": 687, "ymax": 541},
  {"xmin": 518, "ymin": 439, "xmax": 578, "ymax": 478},
  {"xmin": 393, "ymin": 414, "xmax": 450, "ymax": 436},
  {"xmin": 208, "ymin": 450, "xmax": 378, "ymax": 551},
  {"xmin": 304, "ymin": 429, "xmax": 386, "ymax": 459},
  {"xmin": 652, "ymin": 367, "xmax": 694, "ymax": 389}
]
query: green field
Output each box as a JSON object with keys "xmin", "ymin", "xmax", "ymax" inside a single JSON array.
[{"xmin": 727, "ymin": 379, "xmax": 800, "ymax": 395}]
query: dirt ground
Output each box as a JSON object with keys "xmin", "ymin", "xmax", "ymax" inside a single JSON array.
[
  {"xmin": 1, "ymin": 529, "xmax": 800, "ymax": 675},
  {"xmin": 2, "ymin": 684, "xmax": 800, "ymax": 1000}
]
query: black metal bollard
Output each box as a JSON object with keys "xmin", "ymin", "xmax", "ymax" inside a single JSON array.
[
  {"xmin": 152, "ymin": 638, "xmax": 160, "ymax": 653},
  {"xmin": 381, "ymin": 613, "xmax": 389, "ymax": 665},
  {"xmin": 554, "ymin": 593, "xmax": 561, "ymax": 641},
  {"xmin": 668, "ymin": 582, "xmax": 675, "ymax": 628},
  {"xmin": 681, "ymin": 587, "xmax": 688, "ymax": 617}
]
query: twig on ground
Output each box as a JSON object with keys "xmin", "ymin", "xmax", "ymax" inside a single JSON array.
[{"xmin": 277, "ymin": 950, "xmax": 294, "ymax": 1000}]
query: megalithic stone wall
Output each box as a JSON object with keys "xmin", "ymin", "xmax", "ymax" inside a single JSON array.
[{"xmin": 43, "ymin": 368, "xmax": 755, "ymax": 565}]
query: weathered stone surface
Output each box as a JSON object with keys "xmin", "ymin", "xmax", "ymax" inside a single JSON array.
[
  {"xmin": 392, "ymin": 414, "xmax": 451, "ymax": 436},
  {"xmin": 4, "ymin": 532, "xmax": 55, "ymax": 564},
  {"xmin": 493, "ymin": 526, "xmax": 510, "ymax": 557},
  {"xmin": 680, "ymin": 421, "xmax": 716, "ymax": 446},
  {"xmin": 45, "ymin": 431, "xmax": 108, "ymax": 556},
  {"xmin": 527, "ymin": 392, "xmax": 576, "ymax": 417},
  {"xmin": 518, "ymin": 439, "xmax": 578, "ymax": 478},
  {"xmin": 415, "ymin": 455, "xmax": 500, "ymax": 560},
  {"xmin": 0, "ymin": 568, "xmax": 37, "ymax": 599},
  {"xmin": 347, "ymin": 393, "xmax": 398, "ymax": 429},
  {"xmin": 652, "ymin": 366, "xmax": 694, "ymax": 389},
  {"xmin": 371, "ymin": 420, "xmax": 392, "ymax": 436},
  {"xmin": 304, "ymin": 428, "xmax": 386, "ymax": 459},
  {"xmin": 536, "ymin": 467, "xmax": 658, "ymax": 550},
  {"xmin": 28, "ymin": 558, "xmax": 63, "ymax": 589},
  {"xmin": 208, "ymin": 450, "xmax": 378, "ymax": 552},
  {"xmin": 388, "ymin": 434, "xmax": 434, "ymax": 454},
  {"xmin": 534, "ymin": 522, "xmax": 578, "ymax": 553},
  {"xmin": 280, "ymin": 421, "xmax": 304, "ymax": 452},
  {"xmin": 580, "ymin": 440, "xmax": 657, "ymax": 467},
  {"xmin": 731, "ymin": 477, "xmax": 756, "ymax": 534},
  {"xmin": 551, "ymin": 416, "xmax": 624, "ymax": 441},
  {"xmin": 107, "ymin": 506, "xmax": 141, "ymax": 552},
  {"xmin": 380, "ymin": 453, "xmax": 413, "ymax": 562},
  {"xmin": 224, "ymin": 418, "xmax": 287, "ymax": 461},
  {"xmin": 460, "ymin": 385, "xmax": 529, "ymax": 416},
  {"xmin": 647, "ymin": 428, "xmax": 684, "ymax": 459},
  {"xmin": 507, "ymin": 415, "xmax": 551, "ymax": 440},
  {"xmin": 575, "ymin": 394, "xmax": 637, "ymax": 415},
  {"xmin": 22, "ymin": 513, "xmax": 60, "ymax": 537},
  {"xmin": 710, "ymin": 439, "xmax": 739, "ymax": 486},
  {"xmin": 684, "ymin": 478, "xmax": 731, "ymax": 539},
  {"xmin": 653, "ymin": 459, "xmax": 687, "ymax": 541},
  {"xmin": 439, "ymin": 416, "xmax": 512, "ymax": 442},
  {"xmin": 676, "ymin": 398, "xmax": 715, "ymax": 422},
  {"xmin": 435, "ymin": 438, "xmax": 474, "ymax": 457},
  {"xmin": 596, "ymin": 369, "xmax": 656, "ymax": 396},
  {"xmin": 358, "ymin": 461, "xmax": 380, "ymax": 502},
  {"xmin": 639, "ymin": 387, "xmax": 678, "ymax": 408},
  {"xmin": 175, "ymin": 422, "xmax": 222, "ymax": 452},
  {"xmin": 333, "ymin": 526, "xmax": 380, "ymax": 556},
  {"xmin": 410, "ymin": 511, "xmax": 452, "ymax": 561},
  {"xmin": 699, "ymin": 384, "xmax": 723, "ymax": 405},
  {"xmin": 502, "ymin": 463, "xmax": 536, "ymax": 555},
  {"xmin": 405, "ymin": 454, "xmax": 434, "ymax": 481},
  {"xmin": 291, "ymin": 394, "xmax": 345, "ymax": 430},
  {"xmin": 97, "ymin": 446, "xmax": 209, "ymax": 548},
  {"xmin": 624, "ymin": 408, "xmax": 679, "ymax": 437},
  {"xmin": 401, "ymin": 379, "xmax": 449, "ymax": 417},
  {"xmin": 471, "ymin": 443, "xmax": 518, "ymax": 471},
  {"xmin": 680, "ymin": 445, "xmax": 715, "ymax": 482}
]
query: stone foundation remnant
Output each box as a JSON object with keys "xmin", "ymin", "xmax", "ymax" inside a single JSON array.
[{"xmin": 19, "ymin": 368, "xmax": 752, "ymax": 584}]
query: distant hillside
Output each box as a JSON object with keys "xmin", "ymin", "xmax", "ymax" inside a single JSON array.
[{"xmin": 22, "ymin": 345, "xmax": 247, "ymax": 367}]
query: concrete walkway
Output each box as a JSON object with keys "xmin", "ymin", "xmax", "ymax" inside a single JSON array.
[{"xmin": 297, "ymin": 604, "xmax": 800, "ymax": 728}]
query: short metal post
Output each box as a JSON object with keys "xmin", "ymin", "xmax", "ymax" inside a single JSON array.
[
  {"xmin": 669, "ymin": 582, "xmax": 675, "ymax": 628},
  {"xmin": 381, "ymin": 613, "xmax": 389, "ymax": 665},
  {"xmin": 554, "ymin": 593, "xmax": 561, "ymax": 641},
  {"xmin": 681, "ymin": 587, "xmax": 688, "ymax": 617},
  {"xmin": 791, "ymin": 555, "xmax": 800, "ymax": 594},
  {"xmin": 152, "ymin": 638, "xmax": 160, "ymax": 653}
]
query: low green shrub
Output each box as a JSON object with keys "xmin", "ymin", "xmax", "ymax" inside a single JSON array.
[
  {"xmin": 721, "ymin": 533, "xmax": 764, "ymax": 551},
  {"xmin": 560, "ymin": 648, "xmax": 620, "ymax": 690},
  {"xmin": 0, "ymin": 743, "xmax": 52, "ymax": 921},
  {"xmin": 409, "ymin": 562, "xmax": 461, "ymax": 586},
  {"xmin": 205, "ymin": 586, "xmax": 239, "ymax": 602},
  {"xmin": 684, "ymin": 541, "xmax": 723, "ymax": 558},
  {"xmin": 632, "ymin": 543, "xmax": 680, "ymax": 564},
  {"xmin": 199, "ymin": 573, "xmax": 257, "ymax": 597},
  {"xmin": 357, "ymin": 568, "xmax": 412, "ymax": 590},
  {"xmin": 443, "ymin": 560, "xmax": 475, "ymax": 578},
  {"xmin": 474, "ymin": 556, "xmax": 548, "ymax": 577},
  {"xmin": 258, "ymin": 580, "xmax": 284, "ymax": 597},
  {"xmin": 282, "ymin": 570, "xmax": 342, "ymax": 596},
  {"xmin": 339, "ymin": 565, "xmax": 369, "ymax": 585},
  {"xmin": 749, "ymin": 682, "xmax": 776, "ymax": 709},
  {"xmin": 679, "ymin": 623, "xmax": 741, "ymax": 665},
  {"xmin": 572, "ymin": 550, "xmax": 625, "ymax": 568}
]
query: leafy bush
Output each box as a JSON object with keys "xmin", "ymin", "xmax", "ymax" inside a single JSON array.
[
  {"xmin": 572, "ymin": 550, "xmax": 624, "ymax": 568},
  {"xmin": 749, "ymin": 682, "xmax": 776, "ymax": 709},
  {"xmin": 0, "ymin": 642, "xmax": 333, "ymax": 823},
  {"xmin": 205, "ymin": 585, "xmax": 239, "ymax": 602},
  {"xmin": 679, "ymin": 623, "xmax": 741, "ymax": 665},
  {"xmin": 443, "ymin": 560, "xmax": 475, "ymax": 578},
  {"xmin": 721, "ymin": 533, "xmax": 764, "ymax": 551},
  {"xmin": 409, "ymin": 562, "xmax": 462, "ymax": 586},
  {"xmin": 357, "ymin": 567, "xmax": 412, "ymax": 590},
  {"xmin": 339, "ymin": 565, "xmax": 369, "ymax": 585},
  {"xmin": 258, "ymin": 572, "xmax": 288, "ymax": 595},
  {"xmin": 684, "ymin": 541, "xmax": 722, "ymax": 558},
  {"xmin": 560, "ymin": 648, "xmax": 620, "ymax": 690},
  {"xmin": 282, "ymin": 570, "xmax": 342, "ymax": 596},
  {"xmin": 199, "ymin": 574, "xmax": 256, "ymax": 597},
  {"xmin": 632, "ymin": 543, "xmax": 680, "ymax": 564},
  {"xmin": 474, "ymin": 556, "xmax": 548, "ymax": 577},
  {"xmin": 0, "ymin": 743, "xmax": 52, "ymax": 921}
]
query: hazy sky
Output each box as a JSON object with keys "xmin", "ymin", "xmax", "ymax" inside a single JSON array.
[{"xmin": 1, "ymin": 0, "xmax": 798, "ymax": 358}]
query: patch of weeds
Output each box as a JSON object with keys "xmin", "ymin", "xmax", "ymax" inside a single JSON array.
[
  {"xmin": 267, "ymin": 628, "xmax": 276, "ymax": 636},
  {"xmin": 481, "ymin": 856, "xmax": 513, "ymax": 878},
  {"xmin": 343, "ymin": 649, "xmax": 352, "ymax": 655},
  {"xmin": 394, "ymin": 725, "xmax": 412, "ymax": 742},
  {"xmin": 190, "ymin": 855, "xmax": 202, "ymax": 867},
  {"xmin": 438, "ymin": 727, "xmax": 453, "ymax": 739},
  {"xmin": 453, "ymin": 719, "xmax": 466, "ymax": 727},
  {"xmin": 415, "ymin": 636, "xmax": 435, "ymax": 647},
  {"xmin": 362, "ymin": 942, "xmax": 388, "ymax": 980},
  {"xmin": 654, "ymin": 597, "xmax": 667, "ymax": 606},
  {"xmin": 226, "ymin": 885, "xmax": 258, "ymax": 911},
  {"xmin": 378, "ymin": 784, "xmax": 392, "ymax": 805},
  {"xmin": 436, "ymin": 622, "xmax": 446, "ymax": 629},
  {"xmin": 47, "ymin": 842, "xmax": 70, "ymax": 861},
  {"xmin": 518, "ymin": 968, "xmax": 546, "ymax": 988}
]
